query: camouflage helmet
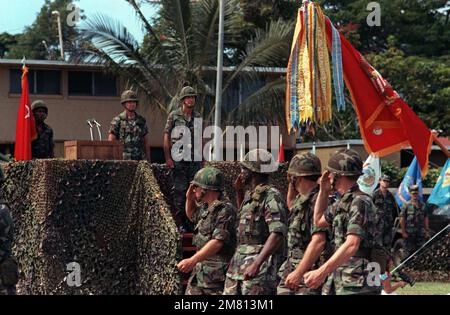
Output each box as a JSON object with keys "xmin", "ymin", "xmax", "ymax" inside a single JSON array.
[
  {"xmin": 409, "ymin": 184, "xmax": 419, "ymax": 193},
  {"xmin": 31, "ymin": 100, "xmax": 48, "ymax": 113},
  {"xmin": 241, "ymin": 149, "xmax": 277, "ymax": 174},
  {"xmin": 120, "ymin": 90, "xmax": 139, "ymax": 104},
  {"xmin": 288, "ymin": 153, "xmax": 321, "ymax": 177},
  {"xmin": 326, "ymin": 148, "xmax": 363, "ymax": 176},
  {"xmin": 380, "ymin": 174, "xmax": 391, "ymax": 182},
  {"xmin": 179, "ymin": 86, "xmax": 197, "ymax": 100},
  {"xmin": 191, "ymin": 167, "xmax": 224, "ymax": 191}
]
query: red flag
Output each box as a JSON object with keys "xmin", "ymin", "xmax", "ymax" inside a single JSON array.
[
  {"xmin": 325, "ymin": 19, "xmax": 432, "ymax": 176},
  {"xmin": 278, "ymin": 135, "xmax": 285, "ymax": 162},
  {"xmin": 14, "ymin": 66, "xmax": 37, "ymax": 160}
]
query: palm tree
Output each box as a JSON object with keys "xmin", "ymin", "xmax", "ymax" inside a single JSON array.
[{"xmin": 71, "ymin": 0, "xmax": 293, "ymax": 127}]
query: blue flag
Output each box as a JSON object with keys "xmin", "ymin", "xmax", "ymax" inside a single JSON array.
[
  {"xmin": 427, "ymin": 158, "xmax": 450, "ymax": 207},
  {"xmin": 395, "ymin": 157, "xmax": 423, "ymax": 208}
]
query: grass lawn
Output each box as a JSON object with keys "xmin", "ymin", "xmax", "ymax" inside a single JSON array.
[{"xmin": 397, "ymin": 282, "xmax": 450, "ymax": 295}]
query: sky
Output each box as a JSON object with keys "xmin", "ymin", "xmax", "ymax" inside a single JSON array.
[{"xmin": 0, "ymin": 0, "xmax": 158, "ymax": 43}]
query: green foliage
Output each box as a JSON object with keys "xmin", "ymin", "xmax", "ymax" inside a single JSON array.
[
  {"xmin": 0, "ymin": 33, "xmax": 18, "ymax": 58},
  {"xmin": 366, "ymin": 47, "xmax": 450, "ymax": 135},
  {"xmin": 7, "ymin": 0, "xmax": 84, "ymax": 60},
  {"xmin": 381, "ymin": 160, "xmax": 442, "ymax": 188}
]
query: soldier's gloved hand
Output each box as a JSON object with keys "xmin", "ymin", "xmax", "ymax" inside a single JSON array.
[
  {"xmin": 177, "ymin": 257, "xmax": 198, "ymax": 273},
  {"xmin": 186, "ymin": 184, "xmax": 195, "ymax": 201},
  {"xmin": 285, "ymin": 270, "xmax": 302, "ymax": 289},
  {"xmin": 166, "ymin": 158, "xmax": 175, "ymax": 169},
  {"xmin": 304, "ymin": 268, "xmax": 326, "ymax": 289},
  {"xmin": 243, "ymin": 262, "xmax": 261, "ymax": 280}
]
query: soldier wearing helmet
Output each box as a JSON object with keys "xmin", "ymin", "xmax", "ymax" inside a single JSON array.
[
  {"xmin": 224, "ymin": 149, "xmax": 288, "ymax": 295},
  {"xmin": 400, "ymin": 184, "xmax": 429, "ymax": 254},
  {"xmin": 371, "ymin": 173, "xmax": 399, "ymax": 274},
  {"xmin": 304, "ymin": 149, "xmax": 382, "ymax": 295},
  {"xmin": 163, "ymin": 85, "xmax": 203, "ymax": 232},
  {"xmin": 278, "ymin": 153, "xmax": 330, "ymax": 295},
  {"xmin": 0, "ymin": 154, "xmax": 18, "ymax": 295},
  {"xmin": 177, "ymin": 167, "xmax": 236, "ymax": 295},
  {"xmin": 31, "ymin": 100, "xmax": 54, "ymax": 159},
  {"xmin": 108, "ymin": 89, "xmax": 150, "ymax": 161}
]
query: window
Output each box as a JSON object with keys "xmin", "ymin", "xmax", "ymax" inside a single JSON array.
[
  {"xmin": 9, "ymin": 69, "xmax": 61, "ymax": 94},
  {"xmin": 68, "ymin": 71, "xmax": 117, "ymax": 96}
]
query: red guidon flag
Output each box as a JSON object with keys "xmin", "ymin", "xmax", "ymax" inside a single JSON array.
[
  {"xmin": 325, "ymin": 19, "xmax": 432, "ymax": 176},
  {"xmin": 14, "ymin": 65, "xmax": 37, "ymax": 160}
]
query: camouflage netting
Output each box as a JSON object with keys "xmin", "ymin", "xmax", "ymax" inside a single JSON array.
[
  {"xmin": 2, "ymin": 160, "xmax": 181, "ymax": 295},
  {"xmin": 403, "ymin": 231, "xmax": 450, "ymax": 282}
]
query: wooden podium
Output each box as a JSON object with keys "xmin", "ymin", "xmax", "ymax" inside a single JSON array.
[{"xmin": 64, "ymin": 140, "xmax": 123, "ymax": 160}]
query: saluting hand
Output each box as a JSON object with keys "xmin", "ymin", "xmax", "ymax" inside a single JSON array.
[
  {"xmin": 319, "ymin": 170, "xmax": 332, "ymax": 192},
  {"xmin": 234, "ymin": 173, "xmax": 246, "ymax": 191}
]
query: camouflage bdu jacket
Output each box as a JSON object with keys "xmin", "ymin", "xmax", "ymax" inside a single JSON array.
[
  {"xmin": 400, "ymin": 201, "xmax": 428, "ymax": 237},
  {"xmin": 188, "ymin": 200, "xmax": 236, "ymax": 289},
  {"xmin": 31, "ymin": 122, "xmax": 54, "ymax": 159},
  {"xmin": 372, "ymin": 189, "xmax": 398, "ymax": 249},
  {"xmin": 325, "ymin": 186, "xmax": 381, "ymax": 295},
  {"xmin": 164, "ymin": 108, "xmax": 202, "ymax": 161},
  {"xmin": 226, "ymin": 184, "xmax": 288, "ymax": 282},
  {"xmin": 278, "ymin": 187, "xmax": 329, "ymax": 295},
  {"xmin": 109, "ymin": 111, "xmax": 148, "ymax": 160}
]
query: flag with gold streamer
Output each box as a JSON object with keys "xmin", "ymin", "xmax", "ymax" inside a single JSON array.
[{"xmin": 286, "ymin": 1, "xmax": 343, "ymax": 132}]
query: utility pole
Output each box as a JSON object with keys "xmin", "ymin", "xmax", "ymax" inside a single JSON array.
[
  {"xmin": 213, "ymin": 0, "xmax": 225, "ymax": 160},
  {"xmin": 52, "ymin": 11, "xmax": 65, "ymax": 60}
]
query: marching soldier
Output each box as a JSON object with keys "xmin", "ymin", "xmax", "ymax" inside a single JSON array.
[
  {"xmin": 31, "ymin": 100, "xmax": 54, "ymax": 159},
  {"xmin": 305, "ymin": 149, "xmax": 382, "ymax": 295},
  {"xmin": 0, "ymin": 155, "xmax": 18, "ymax": 295},
  {"xmin": 163, "ymin": 86, "xmax": 203, "ymax": 231},
  {"xmin": 108, "ymin": 89, "xmax": 151, "ymax": 161},
  {"xmin": 372, "ymin": 174, "xmax": 398, "ymax": 274},
  {"xmin": 224, "ymin": 149, "xmax": 288, "ymax": 295},
  {"xmin": 277, "ymin": 153, "xmax": 329, "ymax": 295},
  {"xmin": 177, "ymin": 167, "xmax": 236, "ymax": 295},
  {"xmin": 400, "ymin": 184, "xmax": 430, "ymax": 253}
]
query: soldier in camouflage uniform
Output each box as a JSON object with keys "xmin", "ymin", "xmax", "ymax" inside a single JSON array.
[
  {"xmin": 371, "ymin": 174, "xmax": 398, "ymax": 273},
  {"xmin": 304, "ymin": 149, "xmax": 382, "ymax": 295},
  {"xmin": 277, "ymin": 153, "xmax": 329, "ymax": 295},
  {"xmin": 108, "ymin": 90, "xmax": 150, "ymax": 161},
  {"xmin": 224, "ymin": 149, "xmax": 288, "ymax": 295},
  {"xmin": 163, "ymin": 86, "xmax": 203, "ymax": 231},
  {"xmin": 31, "ymin": 100, "xmax": 54, "ymax": 159},
  {"xmin": 400, "ymin": 185, "xmax": 430, "ymax": 254},
  {"xmin": 177, "ymin": 167, "xmax": 236, "ymax": 295},
  {"xmin": 0, "ymin": 155, "xmax": 18, "ymax": 295}
]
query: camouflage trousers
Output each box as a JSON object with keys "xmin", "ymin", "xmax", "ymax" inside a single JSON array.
[
  {"xmin": 321, "ymin": 274, "xmax": 335, "ymax": 295},
  {"xmin": 405, "ymin": 236, "xmax": 425, "ymax": 254},
  {"xmin": 277, "ymin": 258, "xmax": 322, "ymax": 295},
  {"xmin": 172, "ymin": 161, "xmax": 202, "ymax": 228},
  {"xmin": 223, "ymin": 276, "xmax": 277, "ymax": 295},
  {"xmin": 185, "ymin": 284, "xmax": 224, "ymax": 295}
]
